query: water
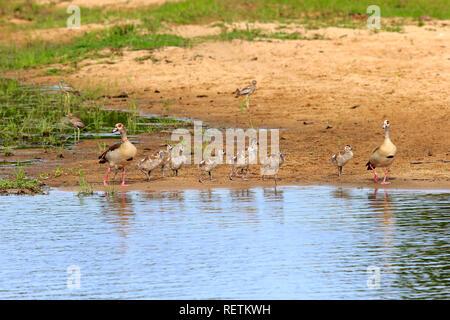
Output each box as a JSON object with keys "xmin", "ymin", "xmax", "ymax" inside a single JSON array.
[{"xmin": 0, "ymin": 186, "xmax": 448, "ymax": 299}]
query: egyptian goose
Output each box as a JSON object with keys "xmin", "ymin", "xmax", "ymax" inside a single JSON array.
[
  {"xmin": 98, "ymin": 123, "xmax": 137, "ymax": 187},
  {"xmin": 167, "ymin": 143, "xmax": 186, "ymax": 176},
  {"xmin": 234, "ymin": 80, "xmax": 257, "ymax": 108},
  {"xmin": 229, "ymin": 138, "xmax": 259, "ymax": 180},
  {"xmin": 65, "ymin": 113, "xmax": 85, "ymax": 141},
  {"xmin": 198, "ymin": 149, "xmax": 225, "ymax": 183},
  {"xmin": 137, "ymin": 150, "xmax": 164, "ymax": 182},
  {"xmin": 261, "ymin": 152, "xmax": 285, "ymax": 182},
  {"xmin": 59, "ymin": 79, "xmax": 80, "ymax": 96},
  {"xmin": 366, "ymin": 120, "xmax": 397, "ymax": 184},
  {"xmin": 330, "ymin": 145, "xmax": 355, "ymax": 177}
]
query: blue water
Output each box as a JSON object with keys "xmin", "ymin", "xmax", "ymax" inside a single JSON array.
[{"xmin": 0, "ymin": 186, "xmax": 448, "ymax": 299}]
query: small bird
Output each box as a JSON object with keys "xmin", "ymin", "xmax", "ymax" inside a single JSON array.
[
  {"xmin": 234, "ymin": 80, "xmax": 257, "ymax": 108},
  {"xmin": 366, "ymin": 120, "xmax": 397, "ymax": 184},
  {"xmin": 137, "ymin": 151, "xmax": 164, "ymax": 182},
  {"xmin": 198, "ymin": 149, "xmax": 225, "ymax": 183},
  {"xmin": 161, "ymin": 144, "xmax": 173, "ymax": 178},
  {"xmin": 229, "ymin": 138, "xmax": 259, "ymax": 180},
  {"xmin": 59, "ymin": 79, "xmax": 80, "ymax": 96},
  {"xmin": 167, "ymin": 143, "xmax": 186, "ymax": 176},
  {"xmin": 65, "ymin": 113, "xmax": 85, "ymax": 142},
  {"xmin": 99, "ymin": 123, "xmax": 137, "ymax": 187},
  {"xmin": 330, "ymin": 145, "xmax": 355, "ymax": 177},
  {"xmin": 261, "ymin": 152, "xmax": 285, "ymax": 184}
]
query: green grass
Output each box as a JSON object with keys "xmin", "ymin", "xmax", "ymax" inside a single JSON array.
[
  {"xmin": 0, "ymin": 77, "xmax": 188, "ymax": 148},
  {"xmin": 1, "ymin": 0, "xmax": 448, "ymax": 31},
  {"xmin": 0, "ymin": 24, "xmax": 191, "ymax": 70},
  {"xmin": 0, "ymin": 0, "xmax": 448, "ymax": 70},
  {"xmin": 0, "ymin": 166, "xmax": 42, "ymax": 194}
]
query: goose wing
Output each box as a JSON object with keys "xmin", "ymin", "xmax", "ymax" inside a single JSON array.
[{"xmin": 98, "ymin": 143, "xmax": 121, "ymax": 163}]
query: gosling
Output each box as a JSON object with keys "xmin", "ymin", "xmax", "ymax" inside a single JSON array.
[
  {"xmin": 137, "ymin": 150, "xmax": 164, "ymax": 182},
  {"xmin": 330, "ymin": 145, "xmax": 355, "ymax": 177},
  {"xmin": 198, "ymin": 149, "xmax": 225, "ymax": 183},
  {"xmin": 167, "ymin": 143, "xmax": 186, "ymax": 176},
  {"xmin": 229, "ymin": 138, "xmax": 259, "ymax": 180},
  {"xmin": 261, "ymin": 152, "xmax": 285, "ymax": 183}
]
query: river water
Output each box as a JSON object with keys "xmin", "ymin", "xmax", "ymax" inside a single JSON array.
[{"xmin": 0, "ymin": 186, "xmax": 448, "ymax": 299}]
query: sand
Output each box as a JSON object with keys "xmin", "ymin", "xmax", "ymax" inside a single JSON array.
[{"xmin": 2, "ymin": 22, "xmax": 450, "ymax": 191}]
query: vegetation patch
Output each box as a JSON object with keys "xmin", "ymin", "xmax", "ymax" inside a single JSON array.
[{"xmin": 0, "ymin": 166, "xmax": 43, "ymax": 195}]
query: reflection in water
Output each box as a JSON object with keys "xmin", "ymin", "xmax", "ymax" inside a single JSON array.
[{"xmin": 0, "ymin": 186, "xmax": 448, "ymax": 299}]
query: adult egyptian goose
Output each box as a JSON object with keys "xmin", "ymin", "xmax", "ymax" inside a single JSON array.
[
  {"xmin": 167, "ymin": 143, "xmax": 186, "ymax": 176},
  {"xmin": 99, "ymin": 123, "xmax": 137, "ymax": 187},
  {"xmin": 137, "ymin": 150, "xmax": 164, "ymax": 182},
  {"xmin": 330, "ymin": 145, "xmax": 355, "ymax": 177},
  {"xmin": 198, "ymin": 149, "xmax": 225, "ymax": 183},
  {"xmin": 261, "ymin": 152, "xmax": 285, "ymax": 182},
  {"xmin": 229, "ymin": 138, "xmax": 259, "ymax": 180},
  {"xmin": 366, "ymin": 120, "xmax": 397, "ymax": 184},
  {"xmin": 234, "ymin": 80, "xmax": 257, "ymax": 108},
  {"xmin": 65, "ymin": 113, "xmax": 85, "ymax": 141}
]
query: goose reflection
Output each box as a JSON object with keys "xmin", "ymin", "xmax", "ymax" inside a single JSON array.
[
  {"xmin": 102, "ymin": 191, "xmax": 135, "ymax": 239},
  {"xmin": 369, "ymin": 188, "xmax": 395, "ymax": 280}
]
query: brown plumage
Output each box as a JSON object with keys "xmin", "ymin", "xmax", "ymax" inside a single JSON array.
[
  {"xmin": 366, "ymin": 120, "xmax": 397, "ymax": 184},
  {"xmin": 137, "ymin": 151, "xmax": 164, "ymax": 182},
  {"xmin": 261, "ymin": 152, "xmax": 285, "ymax": 184},
  {"xmin": 99, "ymin": 123, "xmax": 137, "ymax": 187},
  {"xmin": 198, "ymin": 149, "xmax": 225, "ymax": 183},
  {"xmin": 59, "ymin": 79, "xmax": 80, "ymax": 96},
  {"xmin": 66, "ymin": 113, "xmax": 85, "ymax": 141},
  {"xmin": 234, "ymin": 80, "xmax": 257, "ymax": 108},
  {"xmin": 235, "ymin": 80, "xmax": 257, "ymax": 97},
  {"xmin": 229, "ymin": 138, "xmax": 259, "ymax": 180},
  {"xmin": 330, "ymin": 145, "xmax": 355, "ymax": 177}
]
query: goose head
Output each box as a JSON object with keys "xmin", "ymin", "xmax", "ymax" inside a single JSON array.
[
  {"xmin": 113, "ymin": 123, "xmax": 126, "ymax": 134},
  {"xmin": 252, "ymin": 80, "xmax": 257, "ymax": 85},
  {"xmin": 344, "ymin": 145, "xmax": 355, "ymax": 152},
  {"xmin": 382, "ymin": 120, "xmax": 390, "ymax": 129}
]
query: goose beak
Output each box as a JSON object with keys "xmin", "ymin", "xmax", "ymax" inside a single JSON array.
[
  {"xmin": 351, "ymin": 146, "xmax": 356, "ymax": 151},
  {"xmin": 113, "ymin": 128, "xmax": 119, "ymax": 133}
]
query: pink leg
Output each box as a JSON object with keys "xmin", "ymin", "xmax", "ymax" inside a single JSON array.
[
  {"xmin": 104, "ymin": 167, "xmax": 111, "ymax": 187},
  {"xmin": 121, "ymin": 168, "xmax": 130, "ymax": 187},
  {"xmin": 370, "ymin": 164, "xmax": 378, "ymax": 182},
  {"xmin": 381, "ymin": 168, "xmax": 391, "ymax": 185}
]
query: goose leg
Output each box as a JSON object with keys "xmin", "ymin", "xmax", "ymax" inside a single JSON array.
[
  {"xmin": 121, "ymin": 168, "xmax": 130, "ymax": 187},
  {"xmin": 199, "ymin": 171, "xmax": 205, "ymax": 183},
  {"xmin": 229, "ymin": 166, "xmax": 236, "ymax": 180},
  {"xmin": 161, "ymin": 165, "xmax": 165, "ymax": 178},
  {"xmin": 369, "ymin": 164, "xmax": 378, "ymax": 182},
  {"xmin": 241, "ymin": 168, "xmax": 249, "ymax": 181},
  {"xmin": 381, "ymin": 168, "xmax": 391, "ymax": 185},
  {"xmin": 103, "ymin": 167, "xmax": 111, "ymax": 187},
  {"xmin": 209, "ymin": 171, "xmax": 217, "ymax": 181},
  {"xmin": 146, "ymin": 171, "xmax": 152, "ymax": 182},
  {"xmin": 338, "ymin": 166, "xmax": 342, "ymax": 177}
]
